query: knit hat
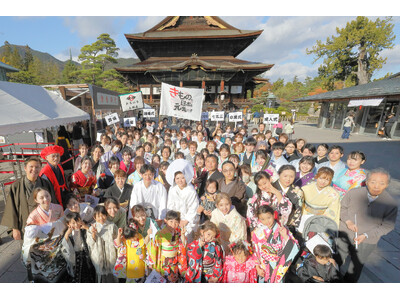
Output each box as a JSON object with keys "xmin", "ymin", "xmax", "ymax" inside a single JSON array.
[{"xmin": 40, "ymin": 145, "xmax": 64, "ymax": 160}]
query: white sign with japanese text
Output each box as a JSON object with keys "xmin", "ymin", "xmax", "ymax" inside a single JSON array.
[
  {"xmin": 210, "ymin": 111, "xmax": 224, "ymax": 121},
  {"xmin": 105, "ymin": 113, "xmax": 120, "ymax": 125},
  {"xmin": 160, "ymin": 83, "xmax": 204, "ymax": 121},
  {"xmin": 120, "ymin": 92, "xmax": 144, "ymax": 111},
  {"xmin": 228, "ymin": 112, "xmax": 243, "ymax": 122},
  {"xmin": 263, "ymin": 114, "xmax": 280, "ymax": 124},
  {"xmin": 143, "ymin": 109, "xmax": 156, "ymax": 118},
  {"xmin": 123, "ymin": 117, "xmax": 137, "ymax": 128}
]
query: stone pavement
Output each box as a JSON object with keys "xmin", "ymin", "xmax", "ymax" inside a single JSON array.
[{"xmin": 0, "ymin": 121, "xmax": 399, "ymax": 283}]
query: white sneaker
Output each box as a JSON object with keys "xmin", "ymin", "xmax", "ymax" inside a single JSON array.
[
  {"xmin": 387, "ymin": 138, "xmax": 392, "ymax": 140},
  {"xmin": 383, "ymin": 137, "xmax": 387, "ymax": 140}
]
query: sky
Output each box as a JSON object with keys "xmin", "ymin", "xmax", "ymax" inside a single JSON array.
[{"xmin": 1, "ymin": 1, "xmax": 400, "ymax": 83}]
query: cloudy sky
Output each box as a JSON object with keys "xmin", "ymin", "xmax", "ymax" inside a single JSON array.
[{"xmin": 1, "ymin": 1, "xmax": 399, "ymax": 83}]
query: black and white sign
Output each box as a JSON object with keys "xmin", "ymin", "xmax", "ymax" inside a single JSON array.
[
  {"xmin": 105, "ymin": 113, "xmax": 120, "ymax": 125},
  {"xmin": 210, "ymin": 111, "xmax": 224, "ymax": 121},
  {"xmin": 201, "ymin": 112, "xmax": 209, "ymax": 121},
  {"xmin": 263, "ymin": 114, "xmax": 279, "ymax": 124},
  {"xmin": 123, "ymin": 117, "xmax": 137, "ymax": 128},
  {"xmin": 143, "ymin": 109, "xmax": 156, "ymax": 118},
  {"xmin": 228, "ymin": 112, "xmax": 243, "ymax": 122},
  {"xmin": 120, "ymin": 92, "xmax": 144, "ymax": 111}
]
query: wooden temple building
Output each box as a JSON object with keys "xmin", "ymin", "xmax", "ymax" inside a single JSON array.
[{"xmin": 116, "ymin": 16, "xmax": 273, "ymax": 109}]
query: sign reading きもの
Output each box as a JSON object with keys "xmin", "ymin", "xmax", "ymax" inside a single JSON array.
[
  {"xmin": 263, "ymin": 114, "xmax": 279, "ymax": 124},
  {"xmin": 105, "ymin": 113, "xmax": 120, "ymax": 125},
  {"xmin": 123, "ymin": 117, "xmax": 136, "ymax": 127},
  {"xmin": 228, "ymin": 112, "xmax": 243, "ymax": 122},
  {"xmin": 160, "ymin": 82, "xmax": 204, "ymax": 121},
  {"xmin": 142, "ymin": 109, "xmax": 155, "ymax": 118},
  {"xmin": 119, "ymin": 91, "xmax": 144, "ymax": 112},
  {"xmin": 210, "ymin": 111, "xmax": 224, "ymax": 121}
]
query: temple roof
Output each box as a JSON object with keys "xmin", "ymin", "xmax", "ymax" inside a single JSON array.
[
  {"xmin": 116, "ymin": 55, "xmax": 273, "ymax": 73},
  {"xmin": 294, "ymin": 73, "xmax": 400, "ymax": 102},
  {"xmin": 125, "ymin": 16, "xmax": 263, "ymax": 60},
  {"xmin": 127, "ymin": 16, "xmax": 262, "ymax": 39}
]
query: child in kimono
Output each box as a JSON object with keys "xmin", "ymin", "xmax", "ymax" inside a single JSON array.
[
  {"xmin": 86, "ymin": 205, "xmax": 118, "ymax": 283},
  {"xmin": 297, "ymin": 244, "xmax": 342, "ymax": 283},
  {"xmin": 252, "ymin": 205, "xmax": 299, "ymax": 283},
  {"xmin": 197, "ymin": 179, "xmax": 218, "ymax": 221},
  {"xmin": 113, "ymin": 221, "xmax": 147, "ymax": 283},
  {"xmin": 221, "ymin": 240, "xmax": 258, "ymax": 283},
  {"xmin": 185, "ymin": 221, "xmax": 224, "ymax": 283},
  {"xmin": 62, "ymin": 212, "xmax": 96, "ymax": 282},
  {"xmin": 149, "ymin": 210, "xmax": 187, "ymax": 282},
  {"xmin": 131, "ymin": 204, "xmax": 160, "ymax": 245},
  {"xmin": 210, "ymin": 192, "xmax": 247, "ymax": 254}
]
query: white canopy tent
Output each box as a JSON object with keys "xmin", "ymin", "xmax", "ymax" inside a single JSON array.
[{"xmin": 0, "ymin": 81, "xmax": 90, "ymax": 136}]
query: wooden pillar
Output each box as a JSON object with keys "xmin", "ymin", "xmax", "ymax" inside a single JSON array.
[
  {"xmin": 202, "ymin": 80, "xmax": 205, "ymax": 89},
  {"xmin": 220, "ymin": 80, "xmax": 225, "ymax": 92},
  {"xmin": 251, "ymin": 88, "xmax": 254, "ymax": 99},
  {"xmin": 180, "ymin": 81, "xmax": 183, "ymax": 87},
  {"xmin": 150, "ymin": 84, "xmax": 153, "ymax": 103}
]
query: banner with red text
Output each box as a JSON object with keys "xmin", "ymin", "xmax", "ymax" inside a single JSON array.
[{"xmin": 160, "ymin": 83, "xmax": 204, "ymax": 121}]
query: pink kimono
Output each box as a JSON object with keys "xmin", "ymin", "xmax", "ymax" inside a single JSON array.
[
  {"xmin": 221, "ymin": 254, "xmax": 258, "ymax": 283},
  {"xmin": 26, "ymin": 203, "xmax": 64, "ymax": 226}
]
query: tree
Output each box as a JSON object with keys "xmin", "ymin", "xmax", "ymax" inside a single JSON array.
[
  {"xmin": 77, "ymin": 33, "xmax": 120, "ymax": 84},
  {"xmin": 307, "ymin": 16, "xmax": 395, "ymax": 89}
]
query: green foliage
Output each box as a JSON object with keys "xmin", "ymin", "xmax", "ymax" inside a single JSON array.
[{"xmin": 307, "ymin": 16, "xmax": 395, "ymax": 89}]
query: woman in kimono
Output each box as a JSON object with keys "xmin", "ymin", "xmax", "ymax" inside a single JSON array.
[
  {"xmin": 247, "ymin": 171, "xmax": 292, "ymax": 232},
  {"xmin": 252, "ymin": 205, "xmax": 299, "ymax": 283},
  {"xmin": 90, "ymin": 145, "xmax": 105, "ymax": 180},
  {"xmin": 301, "ymin": 167, "xmax": 341, "ymax": 230},
  {"xmin": 131, "ymin": 204, "xmax": 160, "ymax": 245},
  {"xmin": 149, "ymin": 210, "xmax": 187, "ymax": 282},
  {"xmin": 70, "ymin": 156, "xmax": 97, "ymax": 201},
  {"xmin": 185, "ymin": 221, "xmax": 224, "ymax": 283},
  {"xmin": 167, "ymin": 171, "xmax": 199, "ymax": 243},
  {"xmin": 272, "ymin": 165, "xmax": 304, "ymax": 232},
  {"xmin": 293, "ymin": 156, "xmax": 315, "ymax": 188},
  {"xmin": 22, "ymin": 187, "xmax": 67, "ymax": 282},
  {"xmin": 332, "ymin": 151, "xmax": 367, "ymax": 200},
  {"xmin": 104, "ymin": 197, "xmax": 127, "ymax": 229},
  {"xmin": 210, "ymin": 193, "xmax": 247, "ymax": 254}
]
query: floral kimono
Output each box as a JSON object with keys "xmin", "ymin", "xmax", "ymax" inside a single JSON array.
[
  {"xmin": 332, "ymin": 168, "xmax": 366, "ymax": 199},
  {"xmin": 70, "ymin": 170, "xmax": 97, "ymax": 199},
  {"xmin": 301, "ymin": 182, "xmax": 341, "ymax": 227},
  {"xmin": 247, "ymin": 191, "xmax": 292, "ymax": 232},
  {"xmin": 210, "ymin": 206, "xmax": 247, "ymax": 254},
  {"xmin": 252, "ymin": 222, "xmax": 299, "ymax": 283},
  {"xmin": 185, "ymin": 239, "xmax": 224, "ymax": 283},
  {"xmin": 22, "ymin": 220, "xmax": 67, "ymax": 282},
  {"xmin": 113, "ymin": 234, "xmax": 147, "ymax": 282},
  {"xmin": 86, "ymin": 220, "xmax": 118, "ymax": 283},
  {"xmin": 272, "ymin": 181, "xmax": 304, "ymax": 229},
  {"xmin": 149, "ymin": 227, "xmax": 187, "ymax": 282},
  {"xmin": 294, "ymin": 172, "xmax": 314, "ymax": 188},
  {"xmin": 221, "ymin": 254, "xmax": 258, "ymax": 283}
]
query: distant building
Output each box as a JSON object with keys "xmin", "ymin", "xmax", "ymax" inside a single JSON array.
[
  {"xmin": 293, "ymin": 73, "xmax": 400, "ymax": 138},
  {"xmin": 0, "ymin": 61, "xmax": 19, "ymax": 81},
  {"xmin": 116, "ymin": 16, "xmax": 273, "ymax": 109}
]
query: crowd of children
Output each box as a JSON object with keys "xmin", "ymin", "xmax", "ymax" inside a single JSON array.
[{"xmin": 18, "ymin": 117, "xmax": 377, "ymax": 283}]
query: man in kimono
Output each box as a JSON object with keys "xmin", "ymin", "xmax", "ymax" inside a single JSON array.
[
  {"xmin": 1, "ymin": 157, "xmax": 56, "ymax": 240},
  {"xmin": 129, "ymin": 164, "xmax": 167, "ymax": 221},
  {"xmin": 335, "ymin": 168, "xmax": 398, "ymax": 282},
  {"xmin": 104, "ymin": 169, "xmax": 133, "ymax": 208},
  {"xmin": 39, "ymin": 145, "xmax": 68, "ymax": 207}
]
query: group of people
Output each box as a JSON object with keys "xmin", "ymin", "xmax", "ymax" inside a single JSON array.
[{"xmin": 1, "ymin": 118, "xmax": 397, "ymax": 284}]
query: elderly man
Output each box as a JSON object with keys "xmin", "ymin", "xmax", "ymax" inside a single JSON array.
[
  {"xmin": 1, "ymin": 157, "xmax": 56, "ymax": 240},
  {"xmin": 39, "ymin": 145, "xmax": 68, "ymax": 207},
  {"xmin": 336, "ymin": 168, "xmax": 398, "ymax": 282}
]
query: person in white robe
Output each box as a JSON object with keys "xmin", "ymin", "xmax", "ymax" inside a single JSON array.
[
  {"xmin": 129, "ymin": 164, "xmax": 168, "ymax": 221},
  {"xmin": 167, "ymin": 172, "xmax": 199, "ymax": 243}
]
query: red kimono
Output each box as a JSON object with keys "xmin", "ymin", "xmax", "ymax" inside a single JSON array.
[
  {"xmin": 185, "ymin": 239, "xmax": 223, "ymax": 283},
  {"xmin": 119, "ymin": 161, "xmax": 135, "ymax": 176},
  {"xmin": 70, "ymin": 170, "xmax": 97, "ymax": 200}
]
